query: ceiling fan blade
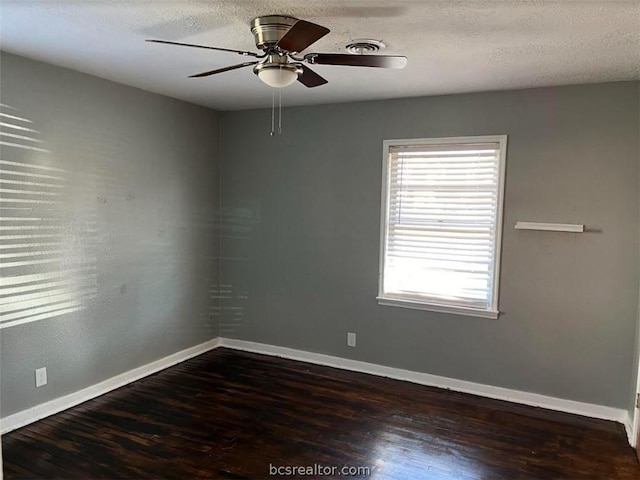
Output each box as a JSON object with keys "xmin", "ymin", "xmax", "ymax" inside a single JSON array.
[
  {"xmin": 276, "ymin": 20, "xmax": 330, "ymax": 53},
  {"xmin": 147, "ymin": 39, "xmax": 260, "ymax": 57},
  {"xmin": 189, "ymin": 62, "xmax": 258, "ymax": 78},
  {"xmin": 304, "ymin": 53, "xmax": 407, "ymax": 69},
  {"xmin": 297, "ymin": 64, "xmax": 328, "ymax": 88}
]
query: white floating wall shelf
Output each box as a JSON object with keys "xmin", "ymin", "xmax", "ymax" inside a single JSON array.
[{"xmin": 514, "ymin": 222, "xmax": 584, "ymax": 233}]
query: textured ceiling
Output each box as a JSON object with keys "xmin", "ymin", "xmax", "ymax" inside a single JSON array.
[{"xmin": 1, "ymin": 0, "xmax": 638, "ymax": 111}]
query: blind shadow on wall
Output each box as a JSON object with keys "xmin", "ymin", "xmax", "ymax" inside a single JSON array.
[
  {"xmin": 218, "ymin": 203, "xmax": 260, "ymax": 337},
  {"xmin": 0, "ymin": 103, "xmax": 98, "ymax": 329}
]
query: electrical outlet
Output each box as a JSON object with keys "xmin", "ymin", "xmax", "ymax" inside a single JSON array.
[
  {"xmin": 35, "ymin": 367, "xmax": 47, "ymax": 387},
  {"xmin": 347, "ymin": 332, "xmax": 356, "ymax": 347}
]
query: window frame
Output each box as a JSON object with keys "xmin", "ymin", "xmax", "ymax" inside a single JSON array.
[{"xmin": 377, "ymin": 135, "xmax": 508, "ymax": 319}]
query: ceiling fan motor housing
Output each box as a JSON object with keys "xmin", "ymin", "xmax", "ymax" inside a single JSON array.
[{"xmin": 251, "ymin": 15, "xmax": 298, "ymax": 50}]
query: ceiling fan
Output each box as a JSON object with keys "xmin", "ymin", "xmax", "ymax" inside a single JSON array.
[{"xmin": 147, "ymin": 15, "xmax": 407, "ymax": 89}]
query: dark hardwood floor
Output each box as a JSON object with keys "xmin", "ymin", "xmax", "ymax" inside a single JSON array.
[{"xmin": 2, "ymin": 348, "xmax": 638, "ymax": 479}]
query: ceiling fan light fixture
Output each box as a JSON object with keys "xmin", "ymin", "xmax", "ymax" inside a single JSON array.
[
  {"xmin": 149, "ymin": 15, "xmax": 407, "ymax": 88},
  {"xmin": 254, "ymin": 63, "xmax": 301, "ymax": 88}
]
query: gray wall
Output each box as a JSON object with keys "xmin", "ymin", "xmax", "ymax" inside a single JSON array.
[
  {"xmin": 1, "ymin": 51, "xmax": 636, "ymax": 421},
  {"xmin": 632, "ymin": 287, "xmax": 640, "ymax": 422},
  {"xmin": 220, "ymin": 82, "xmax": 639, "ymax": 409},
  {"xmin": 0, "ymin": 53, "xmax": 220, "ymax": 417},
  {"xmin": 631, "ymin": 120, "xmax": 640, "ymax": 418}
]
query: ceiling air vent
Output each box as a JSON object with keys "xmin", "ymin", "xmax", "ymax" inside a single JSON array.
[{"xmin": 345, "ymin": 39, "xmax": 386, "ymax": 54}]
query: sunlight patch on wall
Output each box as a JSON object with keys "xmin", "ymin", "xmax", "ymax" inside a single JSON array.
[
  {"xmin": 218, "ymin": 203, "xmax": 259, "ymax": 336},
  {"xmin": 0, "ymin": 107, "xmax": 50, "ymax": 153},
  {"xmin": 0, "ymin": 104, "xmax": 97, "ymax": 329}
]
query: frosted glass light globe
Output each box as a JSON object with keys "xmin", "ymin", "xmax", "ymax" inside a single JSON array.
[{"xmin": 257, "ymin": 66, "xmax": 299, "ymax": 88}]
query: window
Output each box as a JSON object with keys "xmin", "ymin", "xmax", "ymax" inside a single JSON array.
[{"xmin": 378, "ymin": 135, "xmax": 507, "ymax": 319}]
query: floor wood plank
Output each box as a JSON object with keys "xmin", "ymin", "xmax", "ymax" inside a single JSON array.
[{"xmin": 3, "ymin": 348, "xmax": 639, "ymax": 479}]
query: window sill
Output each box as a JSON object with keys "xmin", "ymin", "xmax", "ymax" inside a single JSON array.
[{"xmin": 376, "ymin": 296, "xmax": 499, "ymax": 319}]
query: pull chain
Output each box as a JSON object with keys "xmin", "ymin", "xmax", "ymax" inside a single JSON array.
[
  {"xmin": 278, "ymin": 87, "xmax": 282, "ymax": 134},
  {"xmin": 270, "ymin": 88, "xmax": 275, "ymax": 136},
  {"xmin": 269, "ymin": 63, "xmax": 284, "ymax": 136}
]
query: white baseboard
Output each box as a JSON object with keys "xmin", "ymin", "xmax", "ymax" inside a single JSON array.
[
  {"xmin": 624, "ymin": 412, "xmax": 635, "ymax": 447},
  {"xmin": 218, "ymin": 337, "xmax": 629, "ymax": 428},
  {"xmin": 0, "ymin": 338, "xmax": 220, "ymax": 434},
  {"xmin": 2, "ymin": 335, "xmax": 632, "ymax": 448}
]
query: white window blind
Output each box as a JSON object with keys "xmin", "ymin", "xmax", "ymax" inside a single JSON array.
[{"xmin": 378, "ymin": 136, "xmax": 506, "ymax": 318}]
